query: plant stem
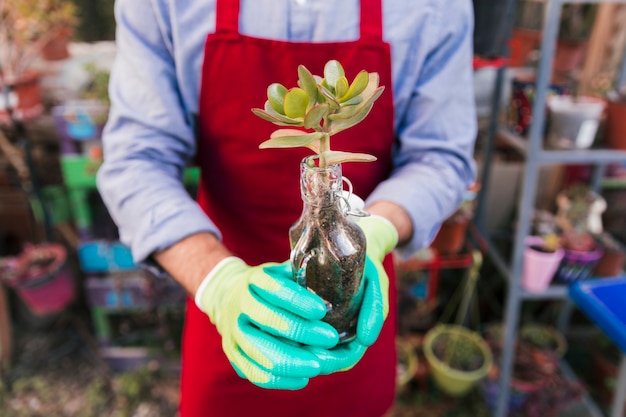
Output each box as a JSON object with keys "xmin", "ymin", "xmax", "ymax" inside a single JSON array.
[{"xmin": 319, "ymin": 133, "xmax": 330, "ymax": 167}]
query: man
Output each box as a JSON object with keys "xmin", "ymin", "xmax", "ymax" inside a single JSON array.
[{"xmin": 97, "ymin": 1, "xmax": 477, "ymax": 416}]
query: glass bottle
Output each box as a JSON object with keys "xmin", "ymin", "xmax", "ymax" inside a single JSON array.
[{"xmin": 289, "ymin": 156, "xmax": 367, "ymax": 343}]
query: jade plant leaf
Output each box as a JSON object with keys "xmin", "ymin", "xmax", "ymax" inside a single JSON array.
[
  {"xmin": 254, "ymin": 59, "xmax": 385, "ymax": 168},
  {"xmin": 335, "ymin": 76, "xmax": 350, "ymax": 100},
  {"xmin": 298, "ymin": 65, "xmax": 319, "ymax": 108},
  {"xmin": 267, "ymin": 83, "xmax": 288, "ymax": 115},
  {"xmin": 251, "ymin": 102, "xmax": 304, "ymax": 126},
  {"xmin": 329, "ymin": 86, "xmax": 384, "ymax": 121},
  {"xmin": 284, "ymin": 88, "xmax": 309, "ymax": 119},
  {"xmin": 340, "ymin": 71, "xmax": 369, "ymax": 103},
  {"xmin": 324, "ymin": 60, "xmax": 345, "ymax": 91},
  {"xmin": 304, "ymin": 103, "xmax": 329, "ymax": 129},
  {"xmin": 259, "ymin": 130, "xmax": 325, "ymax": 149},
  {"xmin": 322, "ymin": 150, "xmax": 377, "ymax": 165}
]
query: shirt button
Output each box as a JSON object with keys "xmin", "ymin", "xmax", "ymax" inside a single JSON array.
[{"xmin": 295, "ymin": 0, "xmax": 307, "ymax": 5}]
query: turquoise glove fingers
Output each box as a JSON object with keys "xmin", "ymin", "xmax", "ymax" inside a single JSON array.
[
  {"xmin": 223, "ymin": 333, "xmax": 312, "ymax": 391},
  {"xmin": 250, "ymin": 263, "xmax": 329, "ymax": 320},
  {"xmin": 305, "ymin": 341, "xmax": 368, "ymax": 375},
  {"xmin": 236, "ymin": 320, "xmax": 322, "ymax": 378},
  {"xmin": 356, "ymin": 256, "xmax": 389, "ymax": 346}
]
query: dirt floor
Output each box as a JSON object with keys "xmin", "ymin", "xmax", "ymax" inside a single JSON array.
[{"xmin": 1, "ymin": 305, "xmax": 493, "ymax": 417}]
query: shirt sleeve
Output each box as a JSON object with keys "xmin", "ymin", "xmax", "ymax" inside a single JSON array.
[
  {"xmin": 366, "ymin": 0, "xmax": 478, "ymax": 259},
  {"xmin": 96, "ymin": 0, "xmax": 220, "ymax": 263}
]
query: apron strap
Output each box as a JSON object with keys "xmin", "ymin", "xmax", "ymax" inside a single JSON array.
[
  {"xmin": 215, "ymin": 0, "xmax": 240, "ymax": 34},
  {"xmin": 359, "ymin": 0, "xmax": 384, "ymax": 42},
  {"xmin": 215, "ymin": 0, "xmax": 383, "ymax": 41}
]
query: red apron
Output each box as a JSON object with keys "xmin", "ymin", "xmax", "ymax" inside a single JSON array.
[{"xmin": 183, "ymin": 0, "xmax": 397, "ymax": 415}]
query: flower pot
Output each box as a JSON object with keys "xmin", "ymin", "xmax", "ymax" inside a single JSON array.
[
  {"xmin": 554, "ymin": 244, "xmax": 603, "ymax": 283},
  {"xmin": 481, "ymin": 371, "xmax": 545, "ymax": 414},
  {"xmin": 593, "ymin": 233, "xmax": 626, "ymax": 277},
  {"xmin": 0, "ymin": 71, "xmax": 43, "ymax": 123},
  {"xmin": 520, "ymin": 324, "xmax": 568, "ymax": 358},
  {"xmin": 396, "ymin": 337, "xmax": 419, "ymax": 388},
  {"xmin": 508, "ymin": 28, "xmax": 543, "ymax": 67},
  {"xmin": 546, "ymin": 95, "xmax": 606, "ymax": 150},
  {"xmin": 423, "ymin": 324, "xmax": 493, "ymax": 397},
  {"xmin": 289, "ymin": 156, "xmax": 367, "ymax": 343},
  {"xmin": 2, "ymin": 243, "xmax": 75, "ymax": 316},
  {"xmin": 553, "ymin": 40, "xmax": 588, "ymax": 76},
  {"xmin": 508, "ymin": 76, "xmax": 570, "ymax": 136},
  {"xmin": 430, "ymin": 219, "xmax": 468, "ymax": 255},
  {"xmin": 522, "ymin": 237, "xmax": 564, "ymax": 293},
  {"xmin": 41, "ymin": 28, "xmax": 72, "ymax": 61},
  {"xmin": 605, "ymin": 99, "xmax": 626, "ymax": 151}
]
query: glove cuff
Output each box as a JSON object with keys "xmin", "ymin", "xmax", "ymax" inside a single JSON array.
[
  {"xmin": 358, "ymin": 214, "xmax": 399, "ymax": 258},
  {"xmin": 194, "ymin": 256, "xmax": 245, "ymax": 313}
]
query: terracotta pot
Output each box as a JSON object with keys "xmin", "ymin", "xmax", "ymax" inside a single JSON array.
[
  {"xmin": 41, "ymin": 28, "xmax": 72, "ymax": 61},
  {"xmin": 606, "ymin": 99, "xmax": 626, "ymax": 151},
  {"xmin": 553, "ymin": 40, "xmax": 588, "ymax": 76},
  {"xmin": 508, "ymin": 28, "xmax": 542, "ymax": 67},
  {"xmin": 593, "ymin": 234, "xmax": 626, "ymax": 277},
  {"xmin": 0, "ymin": 71, "xmax": 43, "ymax": 123},
  {"xmin": 430, "ymin": 218, "xmax": 468, "ymax": 255}
]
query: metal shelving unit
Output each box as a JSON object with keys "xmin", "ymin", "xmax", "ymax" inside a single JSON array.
[{"xmin": 474, "ymin": 1, "xmax": 626, "ymax": 417}]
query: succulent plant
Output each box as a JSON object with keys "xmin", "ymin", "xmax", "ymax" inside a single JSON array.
[{"xmin": 252, "ymin": 59, "xmax": 384, "ymax": 167}]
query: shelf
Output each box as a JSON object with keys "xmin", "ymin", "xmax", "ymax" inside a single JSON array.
[
  {"xmin": 497, "ymin": 129, "xmax": 626, "ymax": 165},
  {"xmin": 474, "ymin": 226, "xmax": 573, "ymax": 300},
  {"xmin": 559, "ymin": 359, "xmax": 606, "ymax": 417}
]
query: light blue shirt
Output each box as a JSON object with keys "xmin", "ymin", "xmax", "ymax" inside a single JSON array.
[{"xmin": 97, "ymin": 0, "xmax": 477, "ymax": 262}]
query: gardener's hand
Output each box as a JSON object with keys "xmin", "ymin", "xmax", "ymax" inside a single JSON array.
[
  {"xmin": 195, "ymin": 257, "xmax": 339, "ymax": 390},
  {"xmin": 307, "ymin": 214, "xmax": 398, "ymax": 374}
]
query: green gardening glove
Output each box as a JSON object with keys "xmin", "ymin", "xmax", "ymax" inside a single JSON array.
[
  {"xmin": 306, "ymin": 214, "xmax": 399, "ymax": 374},
  {"xmin": 195, "ymin": 257, "xmax": 340, "ymax": 390}
]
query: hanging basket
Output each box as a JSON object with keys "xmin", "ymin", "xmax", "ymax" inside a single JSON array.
[
  {"xmin": 1, "ymin": 243, "xmax": 75, "ymax": 316},
  {"xmin": 423, "ymin": 324, "xmax": 493, "ymax": 396}
]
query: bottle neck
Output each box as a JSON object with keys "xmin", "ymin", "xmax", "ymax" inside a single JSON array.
[{"xmin": 300, "ymin": 158, "xmax": 342, "ymax": 209}]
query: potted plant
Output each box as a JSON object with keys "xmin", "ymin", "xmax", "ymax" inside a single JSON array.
[
  {"xmin": 605, "ymin": 85, "xmax": 626, "ymax": 151},
  {"xmin": 553, "ymin": 4, "xmax": 598, "ymax": 78},
  {"xmin": 593, "ymin": 232, "xmax": 626, "ymax": 277},
  {"xmin": 519, "ymin": 324, "xmax": 568, "ymax": 358},
  {"xmin": 0, "ymin": 0, "xmax": 78, "ymax": 121},
  {"xmin": 252, "ymin": 59, "xmax": 383, "ymax": 341},
  {"xmin": 556, "ymin": 183, "xmax": 606, "ymax": 235},
  {"xmin": 508, "ymin": 0, "xmax": 545, "ymax": 67},
  {"xmin": 423, "ymin": 252, "xmax": 493, "ymax": 396},
  {"xmin": 482, "ymin": 334, "xmax": 583, "ymax": 416},
  {"xmin": 522, "ymin": 233, "xmax": 564, "ymax": 293},
  {"xmin": 555, "ymin": 229, "xmax": 603, "ymax": 283}
]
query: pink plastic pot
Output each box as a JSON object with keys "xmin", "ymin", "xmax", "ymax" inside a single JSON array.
[
  {"xmin": 3, "ymin": 244, "xmax": 75, "ymax": 316},
  {"xmin": 522, "ymin": 237, "xmax": 564, "ymax": 293}
]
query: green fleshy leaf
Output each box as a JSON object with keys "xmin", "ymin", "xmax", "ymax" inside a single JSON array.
[
  {"xmin": 340, "ymin": 71, "xmax": 369, "ymax": 102},
  {"xmin": 318, "ymin": 84, "xmax": 340, "ymax": 110},
  {"xmin": 321, "ymin": 150, "xmax": 377, "ymax": 165},
  {"xmin": 251, "ymin": 102, "xmax": 303, "ymax": 126},
  {"xmin": 328, "ymin": 86, "xmax": 384, "ymax": 121},
  {"xmin": 298, "ymin": 65, "xmax": 319, "ymax": 108},
  {"xmin": 259, "ymin": 130, "xmax": 325, "ymax": 149},
  {"xmin": 284, "ymin": 88, "xmax": 309, "ymax": 119},
  {"xmin": 341, "ymin": 95, "xmax": 363, "ymax": 106},
  {"xmin": 321, "ymin": 78, "xmax": 335, "ymax": 95},
  {"xmin": 324, "ymin": 60, "xmax": 345, "ymax": 90},
  {"xmin": 267, "ymin": 83, "xmax": 288, "ymax": 115},
  {"xmin": 335, "ymin": 76, "xmax": 349, "ymax": 100},
  {"xmin": 304, "ymin": 103, "xmax": 329, "ymax": 129},
  {"xmin": 328, "ymin": 94, "xmax": 382, "ymax": 135}
]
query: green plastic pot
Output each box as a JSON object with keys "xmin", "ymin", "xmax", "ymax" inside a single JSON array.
[{"xmin": 424, "ymin": 324, "xmax": 493, "ymax": 396}]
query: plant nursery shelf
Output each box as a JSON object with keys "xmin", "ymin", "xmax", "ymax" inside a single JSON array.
[{"xmin": 497, "ymin": 128, "xmax": 626, "ymax": 164}]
